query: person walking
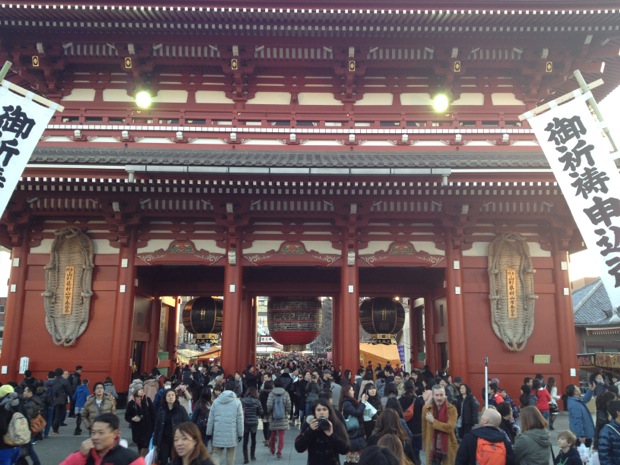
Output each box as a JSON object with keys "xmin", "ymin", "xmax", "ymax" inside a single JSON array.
[
  {"xmin": 153, "ymin": 389, "xmax": 191, "ymax": 465},
  {"xmin": 72, "ymin": 379, "xmax": 90, "ymax": 435},
  {"xmin": 51, "ymin": 368, "xmax": 73, "ymax": 435},
  {"xmin": 259, "ymin": 381, "xmax": 273, "ymax": 448},
  {"xmin": 598, "ymin": 400, "xmax": 620, "ymax": 465},
  {"xmin": 241, "ymin": 387, "xmax": 263, "ymax": 463},
  {"xmin": 125, "ymin": 387, "xmax": 155, "ymax": 457},
  {"xmin": 206, "ymin": 380, "xmax": 243, "ymax": 465},
  {"xmin": 82, "ymin": 382, "xmax": 117, "ymax": 432},
  {"xmin": 513, "ymin": 406, "xmax": 551, "ymax": 465},
  {"xmin": 421, "ymin": 384, "xmax": 458, "ymax": 465},
  {"xmin": 170, "ymin": 422, "xmax": 215, "ymax": 465},
  {"xmin": 566, "ymin": 384, "xmax": 595, "ymax": 448},
  {"xmin": 267, "ymin": 377, "xmax": 292, "ymax": 459}
]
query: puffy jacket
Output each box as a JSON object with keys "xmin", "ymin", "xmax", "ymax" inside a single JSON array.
[
  {"xmin": 568, "ymin": 396, "xmax": 595, "ymax": 439},
  {"xmin": 513, "ymin": 428, "xmax": 551, "ymax": 465},
  {"xmin": 241, "ymin": 397, "xmax": 263, "ymax": 427},
  {"xmin": 267, "ymin": 387, "xmax": 292, "ymax": 431},
  {"xmin": 554, "ymin": 447, "xmax": 583, "ymax": 465},
  {"xmin": 82, "ymin": 394, "xmax": 117, "ymax": 431},
  {"xmin": 455, "ymin": 425, "xmax": 515, "ymax": 465},
  {"xmin": 206, "ymin": 390, "xmax": 243, "ymax": 448},
  {"xmin": 598, "ymin": 420, "xmax": 620, "ymax": 465},
  {"xmin": 59, "ymin": 442, "xmax": 143, "ymax": 465},
  {"xmin": 73, "ymin": 385, "xmax": 91, "ymax": 409},
  {"xmin": 342, "ymin": 397, "xmax": 367, "ymax": 451}
]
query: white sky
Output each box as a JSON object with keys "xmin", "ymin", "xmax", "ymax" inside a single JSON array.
[{"xmin": 0, "ymin": 86, "xmax": 617, "ymax": 297}]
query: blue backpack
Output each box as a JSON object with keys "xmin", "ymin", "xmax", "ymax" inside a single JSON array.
[{"xmin": 272, "ymin": 394, "xmax": 285, "ymax": 420}]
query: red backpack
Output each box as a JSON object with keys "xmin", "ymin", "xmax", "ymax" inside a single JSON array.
[
  {"xmin": 403, "ymin": 401, "xmax": 415, "ymax": 422},
  {"xmin": 475, "ymin": 437, "xmax": 506, "ymax": 465}
]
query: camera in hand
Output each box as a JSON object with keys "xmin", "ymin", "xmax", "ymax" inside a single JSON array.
[{"xmin": 317, "ymin": 416, "xmax": 330, "ymax": 431}]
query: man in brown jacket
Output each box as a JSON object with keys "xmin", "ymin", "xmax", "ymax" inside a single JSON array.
[{"xmin": 422, "ymin": 384, "xmax": 458, "ymax": 465}]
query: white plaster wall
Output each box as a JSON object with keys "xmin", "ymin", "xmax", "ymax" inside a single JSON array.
[
  {"xmin": 62, "ymin": 89, "xmax": 96, "ymax": 101},
  {"xmin": 195, "ymin": 91, "xmax": 233, "ymax": 104},
  {"xmin": 30, "ymin": 238, "xmax": 119, "ymax": 254},
  {"xmin": 297, "ymin": 92, "xmax": 341, "ymax": 105},
  {"xmin": 356, "ymin": 93, "xmax": 393, "ymax": 106},
  {"xmin": 400, "ymin": 93, "xmax": 432, "ymax": 106},
  {"xmin": 137, "ymin": 239, "xmax": 224, "ymax": 254},
  {"xmin": 452, "ymin": 93, "xmax": 484, "ymax": 106},
  {"xmin": 491, "ymin": 93, "xmax": 525, "ymax": 105},
  {"xmin": 153, "ymin": 90, "xmax": 188, "ymax": 103},
  {"xmin": 243, "ymin": 240, "xmax": 282, "ymax": 254},
  {"xmin": 103, "ymin": 89, "xmax": 134, "ymax": 102},
  {"xmin": 248, "ymin": 92, "xmax": 291, "ymax": 105}
]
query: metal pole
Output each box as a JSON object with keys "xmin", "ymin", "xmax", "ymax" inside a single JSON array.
[
  {"xmin": 484, "ymin": 356, "xmax": 489, "ymax": 410},
  {"xmin": 0, "ymin": 61, "xmax": 12, "ymax": 82},
  {"xmin": 573, "ymin": 69, "xmax": 618, "ymax": 155}
]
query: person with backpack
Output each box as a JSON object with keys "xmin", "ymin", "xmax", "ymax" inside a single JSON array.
[
  {"xmin": 18, "ymin": 386, "xmax": 42, "ymax": 465},
  {"xmin": 455, "ymin": 408, "xmax": 515, "ymax": 465},
  {"xmin": 399, "ymin": 380, "xmax": 424, "ymax": 460},
  {"xmin": 72, "ymin": 379, "xmax": 90, "ymax": 435},
  {"xmin": 266, "ymin": 377, "xmax": 292, "ymax": 459},
  {"xmin": 0, "ymin": 385, "xmax": 28, "ymax": 465},
  {"xmin": 192, "ymin": 386, "xmax": 212, "ymax": 448}
]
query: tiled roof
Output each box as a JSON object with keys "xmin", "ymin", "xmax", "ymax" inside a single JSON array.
[
  {"xmin": 31, "ymin": 147, "xmax": 551, "ymax": 169},
  {"xmin": 573, "ymin": 279, "xmax": 620, "ymax": 326}
]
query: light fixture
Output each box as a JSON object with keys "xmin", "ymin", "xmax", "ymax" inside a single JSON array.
[
  {"xmin": 501, "ymin": 133, "xmax": 510, "ymax": 143},
  {"xmin": 230, "ymin": 132, "xmax": 237, "ymax": 142},
  {"xmin": 289, "ymin": 133, "xmax": 297, "ymax": 143},
  {"xmin": 73, "ymin": 129, "xmax": 82, "ymax": 140},
  {"xmin": 454, "ymin": 134, "xmax": 462, "ymax": 144},
  {"xmin": 176, "ymin": 131, "xmax": 184, "ymax": 141},
  {"xmin": 135, "ymin": 90, "xmax": 153, "ymax": 109},
  {"xmin": 348, "ymin": 134, "xmax": 356, "ymax": 143},
  {"xmin": 432, "ymin": 93, "xmax": 450, "ymax": 112},
  {"xmin": 401, "ymin": 134, "xmax": 409, "ymax": 144},
  {"xmin": 121, "ymin": 130, "xmax": 130, "ymax": 141}
]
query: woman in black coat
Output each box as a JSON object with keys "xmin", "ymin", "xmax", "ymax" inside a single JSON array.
[
  {"xmin": 340, "ymin": 384, "xmax": 368, "ymax": 464},
  {"xmin": 361, "ymin": 383, "xmax": 382, "ymax": 439},
  {"xmin": 294, "ymin": 398, "xmax": 349, "ymax": 465},
  {"xmin": 259, "ymin": 380, "xmax": 273, "ymax": 447},
  {"xmin": 455, "ymin": 383, "xmax": 479, "ymax": 439},
  {"xmin": 124, "ymin": 387, "xmax": 155, "ymax": 457},
  {"xmin": 398, "ymin": 380, "xmax": 424, "ymax": 459},
  {"xmin": 153, "ymin": 389, "xmax": 190, "ymax": 465}
]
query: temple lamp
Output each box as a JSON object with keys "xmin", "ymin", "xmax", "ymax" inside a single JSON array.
[
  {"xmin": 432, "ymin": 92, "xmax": 450, "ymax": 113},
  {"xmin": 135, "ymin": 89, "xmax": 153, "ymax": 109}
]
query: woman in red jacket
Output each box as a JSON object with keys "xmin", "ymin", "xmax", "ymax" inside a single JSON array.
[{"xmin": 534, "ymin": 379, "xmax": 552, "ymax": 420}]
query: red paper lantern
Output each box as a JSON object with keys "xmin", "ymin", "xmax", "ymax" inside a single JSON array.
[{"xmin": 267, "ymin": 297, "xmax": 322, "ymax": 351}]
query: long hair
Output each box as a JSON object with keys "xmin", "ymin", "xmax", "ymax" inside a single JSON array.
[
  {"xmin": 385, "ymin": 397, "xmax": 405, "ymax": 418},
  {"xmin": 378, "ymin": 433, "xmax": 413, "ymax": 465},
  {"xmin": 519, "ymin": 405, "xmax": 548, "ymax": 432},
  {"xmin": 339, "ymin": 384, "xmax": 357, "ymax": 413},
  {"xmin": 172, "ymin": 422, "xmax": 210, "ymax": 463},
  {"xmin": 546, "ymin": 377, "xmax": 556, "ymax": 394},
  {"xmin": 244, "ymin": 386, "xmax": 259, "ymax": 399},
  {"xmin": 459, "ymin": 383, "xmax": 472, "ymax": 397},
  {"xmin": 312, "ymin": 398, "xmax": 349, "ymax": 448},
  {"xmin": 373, "ymin": 408, "xmax": 409, "ymax": 442},
  {"xmin": 162, "ymin": 389, "xmax": 181, "ymax": 410}
]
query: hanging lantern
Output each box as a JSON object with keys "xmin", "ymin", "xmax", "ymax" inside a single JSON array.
[
  {"xmin": 267, "ymin": 297, "xmax": 322, "ymax": 351},
  {"xmin": 360, "ymin": 297, "xmax": 405, "ymax": 344},
  {"xmin": 182, "ymin": 297, "xmax": 223, "ymax": 340}
]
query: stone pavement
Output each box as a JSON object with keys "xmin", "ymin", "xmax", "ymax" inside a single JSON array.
[{"xmin": 28, "ymin": 410, "xmax": 575, "ymax": 465}]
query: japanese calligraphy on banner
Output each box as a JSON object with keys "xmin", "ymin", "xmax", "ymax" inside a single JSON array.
[
  {"xmin": 0, "ymin": 81, "xmax": 57, "ymax": 217},
  {"xmin": 528, "ymin": 94, "xmax": 620, "ymax": 307}
]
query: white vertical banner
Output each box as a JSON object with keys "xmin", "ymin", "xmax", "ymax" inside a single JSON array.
[
  {"xmin": 528, "ymin": 94, "xmax": 620, "ymax": 307},
  {"xmin": 0, "ymin": 81, "xmax": 57, "ymax": 216}
]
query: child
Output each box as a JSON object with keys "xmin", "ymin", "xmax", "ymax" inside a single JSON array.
[
  {"xmin": 73, "ymin": 379, "xmax": 90, "ymax": 435},
  {"xmin": 555, "ymin": 430, "xmax": 583, "ymax": 465}
]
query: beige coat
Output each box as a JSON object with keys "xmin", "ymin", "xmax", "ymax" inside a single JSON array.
[
  {"xmin": 421, "ymin": 402, "xmax": 458, "ymax": 465},
  {"xmin": 82, "ymin": 393, "xmax": 117, "ymax": 430}
]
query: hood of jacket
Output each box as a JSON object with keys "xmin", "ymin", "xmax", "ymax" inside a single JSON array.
[
  {"xmin": 216, "ymin": 390, "xmax": 238, "ymax": 404},
  {"xmin": 272, "ymin": 387, "xmax": 286, "ymax": 396},
  {"xmin": 522, "ymin": 428, "xmax": 551, "ymax": 448},
  {"xmin": 471, "ymin": 426, "xmax": 509, "ymax": 443}
]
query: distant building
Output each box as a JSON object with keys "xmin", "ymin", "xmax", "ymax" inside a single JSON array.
[{"xmin": 573, "ymin": 279, "xmax": 620, "ymax": 354}]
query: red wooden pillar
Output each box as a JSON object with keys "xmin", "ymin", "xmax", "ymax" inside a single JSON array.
[
  {"xmin": 332, "ymin": 296, "xmax": 341, "ymax": 367},
  {"xmin": 221, "ymin": 244, "xmax": 242, "ymax": 376},
  {"xmin": 0, "ymin": 230, "xmax": 30, "ymax": 382},
  {"xmin": 409, "ymin": 299, "xmax": 421, "ymax": 370},
  {"xmin": 339, "ymin": 259, "xmax": 360, "ymax": 377},
  {"xmin": 423, "ymin": 294, "xmax": 436, "ymax": 372},
  {"xmin": 146, "ymin": 298, "xmax": 162, "ymax": 372},
  {"xmin": 110, "ymin": 229, "xmax": 138, "ymax": 390},
  {"xmin": 237, "ymin": 294, "xmax": 256, "ymax": 372},
  {"xmin": 444, "ymin": 230, "xmax": 467, "ymax": 378},
  {"xmin": 165, "ymin": 300, "xmax": 180, "ymax": 375},
  {"xmin": 552, "ymin": 235, "xmax": 579, "ymax": 388}
]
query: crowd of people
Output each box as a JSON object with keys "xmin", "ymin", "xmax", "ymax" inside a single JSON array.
[{"xmin": 0, "ymin": 357, "xmax": 619, "ymax": 465}]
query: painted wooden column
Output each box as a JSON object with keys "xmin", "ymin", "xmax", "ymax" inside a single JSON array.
[
  {"xmin": 409, "ymin": 299, "xmax": 421, "ymax": 370},
  {"xmin": 552, "ymin": 230, "xmax": 579, "ymax": 387},
  {"xmin": 339, "ymin": 247, "xmax": 360, "ymax": 378},
  {"xmin": 221, "ymin": 202, "xmax": 243, "ymax": 376},
  {"xmin": 237, "ymin": 294, "xmax": 256, "ymax": 372},
  {"xmin": 0, "ymin": 228, "xmax": 30, "ymax": 382},
  {"xmin": 110, "ymin": 227, "xmax": 138, "ymax": 390},
  {"xmin": 332, "ymin": 296, "xmax": 342, "ymax": 368},
  {"xmin": 444, "ymin": 229, "xmax": 468, "ymax": 378},
  {"xmin": 166, "ymin": 300, "xmax": 180, "ymax": 376},
  {"xmin": 423, "ymin": 293, "xmax": 436, "ymax": 372},
  {"xmin": 146, "ymin": 298, "xmax": 162, "ymax": 372}
]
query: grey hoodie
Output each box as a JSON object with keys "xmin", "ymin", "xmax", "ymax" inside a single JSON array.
[{"xmin": 513, "ymin": 428, "xmax": 551, "ymax": 465}]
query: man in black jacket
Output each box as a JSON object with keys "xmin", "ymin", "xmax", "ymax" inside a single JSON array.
[
  {"xmin": 51, "ymin": 368, "xmax": 73, "ymax": 435},
  {"xmin": 68, "ymin": 365, "xmax": 82, "ymax": 418},
  {"xmin": 455, "ymin": 408, "xmax": 515, "ymax": 465}
]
